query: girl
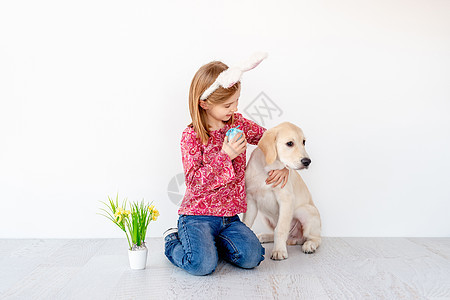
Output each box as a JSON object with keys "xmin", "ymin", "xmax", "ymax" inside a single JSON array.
[{"xmin": 164, "ymin": 53, "xmax": 289, "ymax": 276}]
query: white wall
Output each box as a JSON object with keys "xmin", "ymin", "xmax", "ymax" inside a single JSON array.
[{"xmin": 1, "ymin": 0, "xmax": 449, "ymax": 238}]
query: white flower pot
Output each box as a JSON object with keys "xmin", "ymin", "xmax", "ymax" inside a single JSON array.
[{"xmin": 128, "ymin": 247, "xmax": 148, "ymax": 270}]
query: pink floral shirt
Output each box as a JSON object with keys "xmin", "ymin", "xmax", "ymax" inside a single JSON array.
[{"xmin": 178, "ymin": 113, "xmax": 266, "ymax": 216}]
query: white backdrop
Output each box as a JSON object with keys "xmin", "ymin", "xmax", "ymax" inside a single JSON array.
[{"xmin": 1, "ymin": 0, "xmax": 449, "ymax": 238}]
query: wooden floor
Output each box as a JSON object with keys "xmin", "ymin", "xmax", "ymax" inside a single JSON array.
[{"xmin": 0, "ymin": 238, "xmax": 449, "ymax": 299}]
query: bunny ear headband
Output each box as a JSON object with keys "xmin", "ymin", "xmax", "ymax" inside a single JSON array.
[{"xmin": 200, "ymin": 52, "xmax": 268, "ymax": 101}]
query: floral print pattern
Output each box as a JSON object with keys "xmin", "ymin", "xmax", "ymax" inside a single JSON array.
[{"xmin": 178, "ymin": 113, "xmax": 266, "ymax": 216}]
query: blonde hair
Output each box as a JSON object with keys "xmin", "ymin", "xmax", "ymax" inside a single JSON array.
[{"xmin": 188, "ymin": 61, "xmax": 241, "ymax": 145}]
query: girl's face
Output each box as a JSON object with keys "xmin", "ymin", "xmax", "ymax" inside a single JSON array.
[{"xmin": 202, "ymin": 87, "xmax": 240, "ymax": 129}]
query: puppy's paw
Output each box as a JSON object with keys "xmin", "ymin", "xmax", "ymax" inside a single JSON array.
[
  {"xmin": 257, "ymin": 233, "xmax": 274, "ymax": 244},
  {"xmin": 302, "ymin": 240, "xmax": 318, "ymax": 254},
  {"xmin": 271, "ymin": 249, "xmax": 288, "ymax": 260}
]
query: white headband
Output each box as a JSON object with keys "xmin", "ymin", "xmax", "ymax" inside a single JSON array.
[{"xmin": 200, "ymin": 52, "xmax": 268, "ymax": 101}]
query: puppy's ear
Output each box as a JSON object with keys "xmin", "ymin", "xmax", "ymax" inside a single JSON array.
[{"xmin": 258, "ymin": 129, "xmax": 277, "ymax": 165}]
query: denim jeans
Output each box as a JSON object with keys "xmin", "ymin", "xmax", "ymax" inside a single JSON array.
[{"xmin": 164, "ymin": 215, "xmax": 265, "ymax": 276}]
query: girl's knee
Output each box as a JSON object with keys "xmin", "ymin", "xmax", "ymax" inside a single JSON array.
[
  {"xmin": 235, "ymin": 243, "xmax": 265, "ymax": 269},
  {"xmin": 187, "ymin": 255, "xmax": 218, "ymax": 276}
]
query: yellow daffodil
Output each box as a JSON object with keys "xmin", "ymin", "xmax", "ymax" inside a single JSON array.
[
  {"xmin": 152, "ymin": 209, "xmax": 160, "ymax": 221},
  {"xmin": 148, "ymin": 205, "xmax": 160, "ymax": 221},
  {"xmin": 114, "ymin": 207, "xmax": 130, "ymax": 223},
  {"xmin": 114, "ymin": 211, "xmax": 122, "ymax": 223}
]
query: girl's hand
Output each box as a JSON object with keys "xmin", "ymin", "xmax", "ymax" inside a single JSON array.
[
  {"xmin": 222, "ymin": 132, "xmax": 247, "ymax": 160},
  {"xmin": 266, "ymin": 167, "xmax": 289, "ymax": 188}
]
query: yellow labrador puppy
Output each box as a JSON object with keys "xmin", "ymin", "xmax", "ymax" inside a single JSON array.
[{"xmin": 243, "ymin": 122, "xmax": 321, "ymax": 260}]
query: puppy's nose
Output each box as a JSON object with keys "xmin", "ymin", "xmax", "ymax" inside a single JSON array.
[{"xmin": 301, "ymin": 158, "xmax": 311, "ymax": 167}]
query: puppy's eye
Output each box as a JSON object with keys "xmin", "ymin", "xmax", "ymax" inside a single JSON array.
[
  {"xmin": 303, "ymin": 140, "xmax": 306, "ymax": 146},
  {"xmin": 286, "ymin": 141, "xmax": 294, "ymax": 147}
]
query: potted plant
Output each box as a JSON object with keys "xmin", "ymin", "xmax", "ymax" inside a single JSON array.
[{"xmin": 99, "ymin": 194, "xmax": 160, "ymax": 269}]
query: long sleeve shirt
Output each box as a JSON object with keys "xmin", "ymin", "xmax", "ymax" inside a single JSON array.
[{"xmin": 178, "ymin": 113, "xmax": 266, "ymax": 216}]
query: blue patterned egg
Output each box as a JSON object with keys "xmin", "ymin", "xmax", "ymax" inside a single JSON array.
[{"xmin": 226, "ymin": 125, "xmax": 243, "ymax": 142}]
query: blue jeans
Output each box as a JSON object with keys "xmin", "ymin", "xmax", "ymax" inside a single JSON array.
[{"xmin": 164, "ymin": 215, "xmax": 265, "ymax": 276}]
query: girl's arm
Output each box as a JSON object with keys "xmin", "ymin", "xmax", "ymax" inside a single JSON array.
[
  {"xmin": 266, "ymin": 168, "xmax": 290, "ymax": 188},
  {"xmin": 181, "ymin": 130, "xmax": 235, "ymax": 192},
  {"xmin": 236, "ymin": 114, "xmax": 266, "ymax": 145},
  {"xmin": 237, "ymin": 114, "xmax": 289, "ymax": 188}
]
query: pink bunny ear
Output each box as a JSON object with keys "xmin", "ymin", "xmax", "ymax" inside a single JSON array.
[
  {"xmin": 200, "ymin": 52, "xmax": 268, "ymax": 101},
  {"xmin": 238, "ymin": 52, "xmax": 268, "ymax": 72},
  {"xmin": 217, "ymin": 68, "xmax": 242, "ymax": 88}
]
